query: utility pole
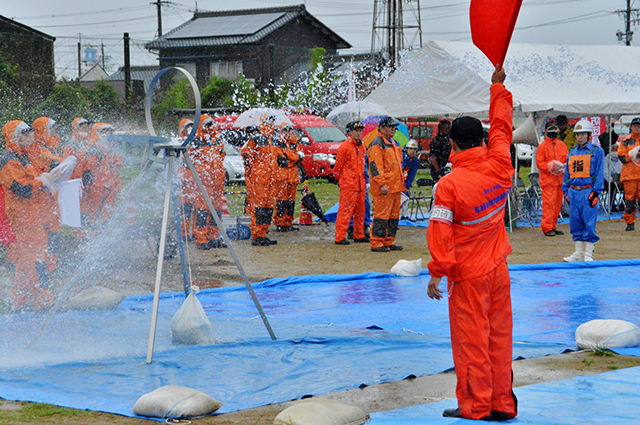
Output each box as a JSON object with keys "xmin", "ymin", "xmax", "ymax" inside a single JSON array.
[
  {"xmin": 101, "ymin": 40, "xmax": 105, "ymax": 70},
  {"xmin": 151, "ymin": 0, "xmax": 172, "ymax": 37},
  {"xmin": 616, "ymin": 0, "xmax": 639, "ymax": 45},
  {"xmin": 77, "ymin": 34, "xmax": 82, "ymax": 79},
  {"xmin": 124, "ymin": 32, "xmax": 131, "ymax": 105}
]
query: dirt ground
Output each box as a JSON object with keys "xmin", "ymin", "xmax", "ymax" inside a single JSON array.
[{"xmin": 1, "ymin": 217, "xmax": 640, "ymax": 424}]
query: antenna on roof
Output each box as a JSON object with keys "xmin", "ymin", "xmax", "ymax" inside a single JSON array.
[{"xmin": 195, "ymin": 1, "xmax": 198, "ymax": 12}]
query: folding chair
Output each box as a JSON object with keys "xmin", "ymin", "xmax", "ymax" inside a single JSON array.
[{"xmin": 408, "ymin": 178, "xmax": 434, "ymax": 221}]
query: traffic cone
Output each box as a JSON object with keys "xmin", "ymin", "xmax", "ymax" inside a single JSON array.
[
  {"xmin": 221, "ymin": 194, "xmax": 230, "ymax": 216},
  {"xmin": 299, "ymin": 183, "xmax": 313, "ymax": 225}
]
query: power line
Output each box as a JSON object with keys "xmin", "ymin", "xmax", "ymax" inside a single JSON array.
[{"xmin": 14, "ymin": 6, "xmax": 150, "ymax": 20}]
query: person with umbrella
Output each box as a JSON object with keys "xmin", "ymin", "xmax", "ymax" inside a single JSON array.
[
  {"xmin": 241, "ymin": 114, "xmax": 278, "ymax": 246},
  {"xmin": 333, "ymin": 121, "xmax": 369, "ymax": 245},
  {"xmin": 367, "ymin": 116, "xmax": 405, "ymax": 252}
]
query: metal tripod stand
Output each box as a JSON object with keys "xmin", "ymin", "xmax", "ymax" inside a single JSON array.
[{"xmin": 143, "ymin": 67, "xmax": 276, "ymax": 364}]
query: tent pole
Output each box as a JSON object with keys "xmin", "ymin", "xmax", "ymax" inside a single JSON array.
[
  {"xmin": 146, "ymin": 149, "xmax": 176, "ymax": 364},
  {"xmin": 171, "ymin": 185, "xmax": 191, "ymax": 296},
  {"xmin": 183, "ymin": 151, "xmax": 277, "ymax": 341},
  {"xmin": 607, "ymin": 115, "xmax": 612, "ymax": 219}
]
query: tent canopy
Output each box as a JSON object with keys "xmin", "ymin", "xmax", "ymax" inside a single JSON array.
[{"xmin": 366, "ymin": 40, "xmax": 640, "ymax": 118}]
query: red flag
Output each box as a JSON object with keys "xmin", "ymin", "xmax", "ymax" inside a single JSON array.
[{"xmin": 470, "ymin": 0, "xmax": 523, "ymax": 66}]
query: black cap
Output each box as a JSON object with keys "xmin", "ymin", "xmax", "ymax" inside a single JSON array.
[
  {"xmin": 555, "ymin": 114, "xmax": 568, "ymax": 124},
  {"xmin": 545, "ymin": 120, "xmax": 558, "ymax": 132},
  {"xmin": 450, "ymin": 116, "xmax": 483, "ymax": 143},
  {"xmin": 345, "ymin": 121, "xmax": 364, "ymax": 132},
  {"xmin": 631, "ymin": 117, "xmax": 640, "ymax": 125},
  {"xmin": 378, "ymin": 116, "xmax": 398, "ymax": 128}
]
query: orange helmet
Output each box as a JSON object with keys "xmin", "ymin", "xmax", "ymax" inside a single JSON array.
[{"xmin": 32, "ymin": 117, "xmax": 60, "ymax": 150}]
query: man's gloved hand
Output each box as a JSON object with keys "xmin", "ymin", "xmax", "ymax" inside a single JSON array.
[
  {"xmin": 438, "ymin": 168, "xmax": 447, "ymax": 177},
  {"xmin": 588, "ymin": 191, "xmax": 598, "ymax": 208},
  {"xmin": 564, "ymin": 194, "xmax": 569, "ymax": 205},
  {"xmin": 297, "ymin": 151, "xmax": 305, "ymax": 159},
  {"xmin": 36, "ymin": 173, "xmax": 56, "ymax": 194},
  {"xmin": 276, "ymin": 155, "xmax": 288, "ymax": 168}
]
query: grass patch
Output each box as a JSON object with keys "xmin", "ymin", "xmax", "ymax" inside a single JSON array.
[
  {"xmin": 0, "ymin": 402, "xmax": 95, "ymax": 423},
  {"xmin": 590, "ymin": 348, "xmax": 615, "ymax": 357}
]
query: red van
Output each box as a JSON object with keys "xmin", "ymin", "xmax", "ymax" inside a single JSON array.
[{"xmin": 288, "ymin": 114, "xmax": 346, "ymax": 181}]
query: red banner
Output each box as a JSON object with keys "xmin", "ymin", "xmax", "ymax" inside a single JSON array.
[{"xmin": 470, "ymin": 0, "xmax": 523, "ymax": 66}]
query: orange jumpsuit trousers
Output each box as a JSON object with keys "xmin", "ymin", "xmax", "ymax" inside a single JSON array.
[
  {"xmin": 448, "ymin": 263, "xmax": 515, "ymax": 419},
  {"xmin": 336, "ymin": 189, "xmax": 366, "ymax": 241}
]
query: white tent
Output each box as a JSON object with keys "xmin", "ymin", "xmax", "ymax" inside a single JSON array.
[{"xmin": 366, "ymin": 40, "xmax": 640, "ymax": 118}]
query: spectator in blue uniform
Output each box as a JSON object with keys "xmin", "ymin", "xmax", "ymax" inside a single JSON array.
[
  {"xmin": 400, "ymin": 139, "xmax": 420, "ymax": 219},
  {"xmin": 562, "ymin": 119, "xmax": 605, "ymax": 262}
]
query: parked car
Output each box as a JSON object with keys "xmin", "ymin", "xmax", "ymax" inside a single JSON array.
[
  {"xmin": 222, "ymin": 143, "xmax": 245, "ymax": 184},
  {"xmin": 289, "ymin": 114, "xmax": 346, "ymax": 181}
]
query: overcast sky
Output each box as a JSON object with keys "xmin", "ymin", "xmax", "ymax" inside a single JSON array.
[{"xmin": 1, "ymin": 0, "xmax": 635, "ymax": 80}]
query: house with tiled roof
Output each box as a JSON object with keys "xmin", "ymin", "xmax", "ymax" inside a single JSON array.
[{"xmin": 145, "ymin": 4, "xmax": 351, "ymax": 87}]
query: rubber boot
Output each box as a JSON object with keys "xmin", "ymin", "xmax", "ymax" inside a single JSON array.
[
  {"xmin": 584, "ymin": 242, "xmax": 595, "ymax": 262},
  {"xmin": 563, "ymin": 241, "xmax": 585, "ymax": 262}
]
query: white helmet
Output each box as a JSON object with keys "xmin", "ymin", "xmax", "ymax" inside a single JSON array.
[
  {"xmin": 573, "ymin": 119, "xmax": 594, "ymax": 134},
  {"xmin": 405, "ymin": 139, "xmax": 419, "ymax": 149}
]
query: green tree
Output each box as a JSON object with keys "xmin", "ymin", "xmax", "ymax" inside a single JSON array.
[
  {"xmin": 231, "ymin": 74, "xmax": 263, "ymax": 109},
  {"xmin": 201, "ymin": 76, "xmax": 234, "ymax": 108}
]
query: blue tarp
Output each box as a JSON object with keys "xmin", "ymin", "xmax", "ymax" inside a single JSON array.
[
  {"xmin": 370, "ymin": 366, "xmax": 640, "ymax": 424},
  {"xmin": 1, "ymin": 260, "xmax": 639, "ymax": 418}
]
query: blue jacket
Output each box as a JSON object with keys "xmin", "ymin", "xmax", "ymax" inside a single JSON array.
[
  {"xmin": 402, "ymin": 151, "xmax": 420, "ymax": 192},
  {"xmin": 562, "ymin": 142, "xmax": 605, "ymax": 194}
]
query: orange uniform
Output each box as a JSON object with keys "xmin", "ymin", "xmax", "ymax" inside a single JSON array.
[
  {"xmin": 241, "ymin": 119, "xmax": 277, "ymax": 241},
  {"xmin": 188, "ymin": 115, "xmax": 226, "ymax": 247},
  {"xmin": 63, "ymin": 118, "xmax": 90, "ymax": 164},
  {"xmin": 273, "ymin": 128, "xmax": 303, "ymax": 229},
  {"xmin": 617, "ymin": 133, "xmax": 640, "ymax": 225},
  {"xmin": 77, "ymin": 123, "xmax": 123, "ymax": 229},
  {"xmin": 333, "ymin": 136, "xmax": 367, "ymax": 242},
  {"xmin": 427, "ymin": 83, "xmax": 517, "ymax": 420},
  {"xmin": 0, "ymin": 121, "xmax": 54, "ymax": 311},
  {"xmin": 535, "ymin": 136, "xmax": 568, "ymax": 234},
  {"xmin": 367, "ymin": 134, "xmax": 405, "ymax": 249}
]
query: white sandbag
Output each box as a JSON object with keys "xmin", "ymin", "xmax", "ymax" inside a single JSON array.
[
  {"xmin": 133, "ymin": 385, "xmax": 222, "ymax": 419},
  {"xmin": 273, "ymin": 398, "xmax": 369, "ymax": 425},
  {"xmin": 171, "ymin": 286, "xmax": 215, "ymax": 345},
  {"xmin": 575, "ymin": 319, "xmax": 640, "ymax": 350},
  {"xmin": 390, "ymin": 259, "xmax": 422, "ymax": 277},
  {"xmin": 66, "ymin": 287, "xmax": 125, "ymax": 310}
]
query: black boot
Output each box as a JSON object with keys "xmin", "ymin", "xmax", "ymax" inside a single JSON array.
[{"xmin": 251, "ymin": 237, "xmax": 271, "ymax": 246}]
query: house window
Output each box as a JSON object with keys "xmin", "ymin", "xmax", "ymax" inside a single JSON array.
[{"xmin": 210, "ymin": 61, "xmax": 243, "ymax": 80}]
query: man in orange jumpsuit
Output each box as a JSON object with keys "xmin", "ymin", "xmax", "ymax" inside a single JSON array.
[
  {"xmin": 333, "ymin": 121, "xmax": 368, "ymax": 245},
  {"xmin": 77, "ymin": 123, "xmax": 123, "ymax": 230},
  {"xmin": 241, "ymin": 115, "xmax": 278, "ymax": 246},
  {"xmin": 617, "ymin": 117, "xmax": 640, "ymax": 231},
  {"xmin": 31, "ymin": 117, "xmax": 66, "ymax": 262},
  {"xmin": 0, "ymin": 121, "xmax": 55, "ymax": 311},
  {"xmin": 242, "ymin": 126, "xmax": 260, "ymax": 215},
  {"xmin": 535, "ymin": 122, "xmax": 568, "ymax": 236},
  {"xmin": 63, "ymin": 118, "xmax": 90, "ymax": 160},
  {"xmin": 427, "ymin": 66, "xmax": 518, "ymax": 421},
  {"xmin": 367, "ymin": 116, "xmax": 405, "ymax": 252},
  {"xmin": 189, "ymin": 115, "xmax": 227, "ymax": 250},
  {"xmin": 273, "ymin": 124, "xmax": 303, "ymax": 232}
]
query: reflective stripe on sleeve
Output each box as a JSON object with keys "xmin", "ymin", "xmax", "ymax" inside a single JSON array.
[{"xmin": 430, "ymin": 205, "xmax": 453, "ymax": 225}]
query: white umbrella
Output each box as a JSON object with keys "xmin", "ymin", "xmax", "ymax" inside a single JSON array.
[
  {"xmin": 326, "ymin": 101, "xmax": 390, "ymax": 131},
  {"xmin": 232, "ymin": 108, "xmax": 293, "ymax": 128}
]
